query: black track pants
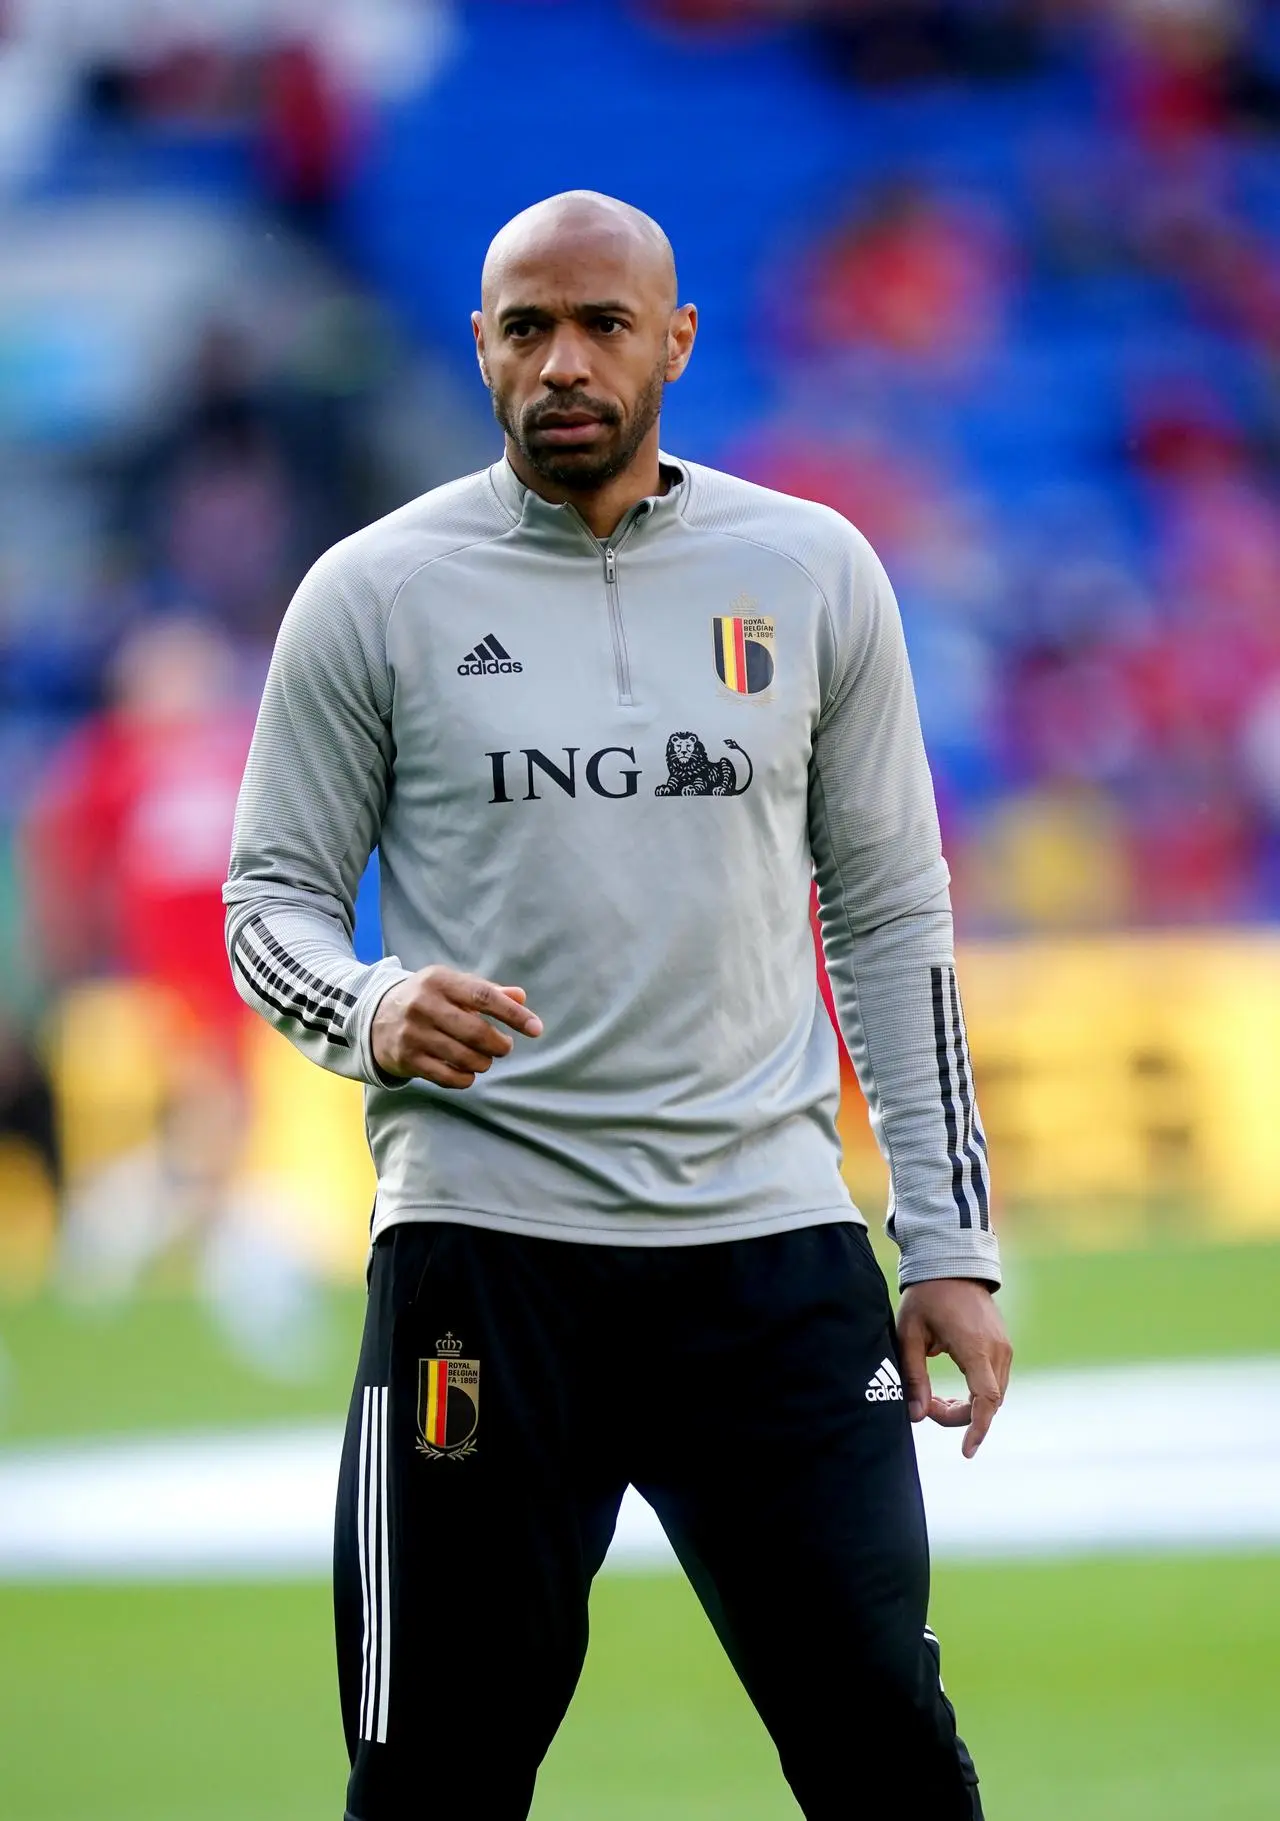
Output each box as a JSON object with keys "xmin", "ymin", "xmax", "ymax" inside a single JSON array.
[{"xmin": 334, "ymin": 1220, "xmax": 983, "ymax": 1820}]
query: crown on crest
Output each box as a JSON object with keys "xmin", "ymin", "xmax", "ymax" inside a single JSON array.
[{"xmin": 436, "ymin": 1332, "xmax": 462, "ymax": 1357}]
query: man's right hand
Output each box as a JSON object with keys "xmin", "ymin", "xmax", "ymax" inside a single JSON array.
[{"xmin": 370, "ymin": 967, "xmax": 543, "ymax": 1089}]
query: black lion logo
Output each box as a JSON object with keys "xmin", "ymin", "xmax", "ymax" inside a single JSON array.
[{"xmin": 654, "ymin": 732, "xmax": 754, "ymax": 797}]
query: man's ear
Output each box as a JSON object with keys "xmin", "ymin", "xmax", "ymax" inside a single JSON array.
[
  {"xmin": 665, "ymin": 303, "xmax": 698, "ymax": 383},
  {"xmin": 471, "ymin": 311, "xmax": 491, "ymax": 388}
]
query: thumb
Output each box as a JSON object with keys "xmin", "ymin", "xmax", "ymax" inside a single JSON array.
[
  {"xmin": 497, "ymin": 986, "xmax": 527, "ymax": 1004},
  {"xmin": 896, "ymin": 1313, "xmax": 933, "ymax": 1424}
]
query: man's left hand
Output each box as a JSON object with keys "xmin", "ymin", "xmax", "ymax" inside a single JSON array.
[{"xmin": 896, "ymin": 1279, "xmax": 1012, "ymax": 1460}]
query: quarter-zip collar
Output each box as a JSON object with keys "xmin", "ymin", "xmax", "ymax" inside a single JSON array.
[{"xmin": 489, "ymin": 452, "xmax": 688, "ymax": 550}]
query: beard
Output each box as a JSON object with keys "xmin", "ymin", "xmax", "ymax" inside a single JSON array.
[{"xmin": 492, "ymin": 354, "xmax": 667, "ymax": 492}]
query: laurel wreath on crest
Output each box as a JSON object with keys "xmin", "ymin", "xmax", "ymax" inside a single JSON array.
[{"xmin": 415, "ymin": 1435, "xmax": 478, "ymax": 1462}]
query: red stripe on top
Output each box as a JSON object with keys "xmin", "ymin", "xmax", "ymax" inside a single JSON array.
[
  {"xmin": 434, "ymin": 1360, "xmax": 448, "ymax": 1446},
  {"xmin": 733, "ymin": 619, "xmax": 748, "ymax": 693}
]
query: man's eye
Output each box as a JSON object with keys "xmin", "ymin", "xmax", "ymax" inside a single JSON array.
[
  {"xmin": 506, "ymin": 322, "xmax": 537, "ymax": 339},
  {"xmin": 596, "ymin": 317, "xmax": 625, "ymax": 334}
]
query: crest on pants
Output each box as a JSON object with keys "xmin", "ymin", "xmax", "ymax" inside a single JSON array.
[{"xmin": 416, "ymin": 1333, "xmax": 479, "ymax": 1459}]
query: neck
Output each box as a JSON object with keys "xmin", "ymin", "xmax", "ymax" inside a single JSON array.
[{"xmin": 505, "ymin": 426, "xmax": 667, "ymax": 540}]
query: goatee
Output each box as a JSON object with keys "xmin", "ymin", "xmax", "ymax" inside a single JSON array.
[{"xmin": 494, "ymin": 358, "xmax": 666, "ymax": 493}]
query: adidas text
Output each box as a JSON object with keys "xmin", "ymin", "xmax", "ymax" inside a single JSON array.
[
  {"xmin": 865, "ymin": 1359, "xmax": 904, "ymax": 1403},
  {"xmin": 459, "ymin": 634, "xmax": 522, "ymax": 676}
]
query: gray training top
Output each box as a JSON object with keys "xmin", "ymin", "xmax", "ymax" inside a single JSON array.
[{"xmin": 223, "ymin": 454, "xmax": 1000, "ymax": 1288}]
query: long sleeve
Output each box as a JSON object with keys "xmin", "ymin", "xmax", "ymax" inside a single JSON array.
[
  {"xmin": 223, "ymin": 543, "xmax": 412, "ymax": 1085},
  {"xmin": 808, "ymin": 529, "xmax": 1001, "ymax": 1288}
]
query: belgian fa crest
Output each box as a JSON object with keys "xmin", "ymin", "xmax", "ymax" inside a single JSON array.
[
  {"xmin": 713, "ymin": 597, "xmax": 775, "ymax": 698},
  {"xmin": 416, "ymin": 1333, "xmax": 480, "ymax": 1460}
]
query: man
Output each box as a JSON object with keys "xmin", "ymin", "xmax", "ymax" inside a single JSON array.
[{"xmin": 225, "ymin": 190, "xmax": 1010, "ymax": 1820}]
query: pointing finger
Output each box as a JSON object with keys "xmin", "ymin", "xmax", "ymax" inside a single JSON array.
[
  {"xmin": 447, "ymin": 974, "xmax": 543, "ymax": 1037},
  {"xmin": 962, "ymin": 1392, "xmax": 1002, "ymax": 1460},
  {"xmin": 958, "ymin": 1357, "xmax": 1004, "ymax": 1458}
]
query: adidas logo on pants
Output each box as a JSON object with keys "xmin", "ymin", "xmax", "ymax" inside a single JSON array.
[{"xmin": 866, "ymin": 1357, "xmax": 904, "ymax": 1402}]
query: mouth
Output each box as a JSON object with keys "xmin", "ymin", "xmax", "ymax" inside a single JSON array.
[{"xmin": 531, "ymin": 413, "xmax": 609, "ymax": 447}]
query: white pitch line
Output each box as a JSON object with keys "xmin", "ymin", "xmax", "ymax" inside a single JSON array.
[{"xmin": 0, "ymin": 1360, "xmax": 1277, "ymax": 1580}]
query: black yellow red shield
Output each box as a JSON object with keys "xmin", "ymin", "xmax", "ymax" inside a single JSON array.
[
  {"xmin": 416, "ymin": 1342, "xmax": 479, "ymax": 1459},
  {"xmin": 713, "ymin": 613, "xmax": 775, "ymax": 697}
]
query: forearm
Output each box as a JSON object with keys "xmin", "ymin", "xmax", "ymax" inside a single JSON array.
[
  {"xmin": 225, "ymin": 888, "xmax": 410, "ymax": 1086},
  {"xmin": 805, "ymin": 521, "xmax": 1000, "ymax": 1289},
  {"xmin": 821, "ymin": 896, "xmax": 1001, "ymax": 1290},
  {"xmin": 223, "ymin": 888, "xmax": 407, "ymax": 1085}
]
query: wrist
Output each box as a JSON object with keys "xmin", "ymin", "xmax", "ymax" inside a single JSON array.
[{"xmin": 356, "ymin": 965, "xmax": 415, "ymax": 1090}]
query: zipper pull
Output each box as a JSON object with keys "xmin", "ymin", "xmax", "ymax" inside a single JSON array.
[{"xmin": 603, "ymin": 546, "xmax": 616, "ymax": 585}]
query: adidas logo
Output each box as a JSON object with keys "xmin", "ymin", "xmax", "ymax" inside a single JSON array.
[
  {"xmin": 458, "ymin": 634, "xmax": 523, "ymax": 677},
  {"xmin": 865, "ymin": 1358, "xmax": 904, "ymax": 1403}
]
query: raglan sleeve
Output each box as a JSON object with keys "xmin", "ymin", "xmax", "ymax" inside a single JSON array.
[
  {"xmin": 807, "ymin": 523, "xmax": 1001, "ymax": 1289},
  {"xmin": 222, "ymin": 542, "xmax": 413, "ymax": 1085}
]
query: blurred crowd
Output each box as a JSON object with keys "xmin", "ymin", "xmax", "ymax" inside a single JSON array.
[
  {"xmin": 2, "ymin": 0, "xmax": 1280, "ymax": 1295},
  {"xmin": 0, "ymin": 3, "xmax": 427, "ymax": 1313},
  {"xmin": 692, "ymin": 0, "xmax": 1280, "ymax": 929}
]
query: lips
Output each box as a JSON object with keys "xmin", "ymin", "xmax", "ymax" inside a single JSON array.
[{"xmin": 534, "ymin": 415, "xmax": 605, "ymax": 445}]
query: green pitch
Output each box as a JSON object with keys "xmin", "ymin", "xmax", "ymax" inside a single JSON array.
[
  {"xmin": 2, "ymin": 1238, "xmax": 1278, "ymax": 1819},
  {"xmin": 1, "ymin": 1555, "xmax": 1277, "ymax": 1821}
]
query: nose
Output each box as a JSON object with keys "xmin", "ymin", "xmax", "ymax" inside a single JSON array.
[{"xmin": 539, "ymin": 323, "xmax": 592, "ymax": 392}]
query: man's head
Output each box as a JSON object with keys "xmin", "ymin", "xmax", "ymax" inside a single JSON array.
[{"xmin": 473, "ymin": 192, "xmax": 696, "ymax": 494}]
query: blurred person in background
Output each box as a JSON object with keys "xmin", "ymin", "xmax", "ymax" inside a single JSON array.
[
  {"xmin": 226, "ymin": 189, "xmax": 1008, "ymax": 1821},
  {"xmin": 800, "ymin": 178, "xmax": 1014, "ymax": 371},
  {"xmin": 153, "ymin": 362, "xmax": 299, "ymax": 653},
  {"xmin": 18, "ymin": 619, "xmax": 331, "ymax": 1362},
  {"xmin": 24, "ymin": 614, "xmax": 254, "ymax": 1046},
  {"xmin": 22, "ymin": 614, "xmax": 328, "ymax": 1368},
  {"xmin": 258, "ymin": 35, "xmax": 354, "ymax": 240},
  {"xmin": 119, "ymin": 322, "xmax": 367, "ymax": 659},
  {"xmin": 56, "ymin": 1046, "xmax": 327, "ymax": 1381}
]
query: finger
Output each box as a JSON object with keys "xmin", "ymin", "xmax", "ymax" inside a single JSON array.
[
  {"xmin": 926, "ymin": 1396, "xmax": 972, "ymax": 1428},
  {"xmin": 426, "ymin": 1002, "xmax": 515, "ymax": 1059},
  {"xmin": 961, "ymin": 1357, "xmax": 1003, "ymax": 1414},
  {"xmin": 895, "ymin": 1313, "xmax": 933, "ymax": 1424},
  {"xmin": 446, "ymin": 974, "xmax": 543, "ymax": 1037},
  {"xmin": 414, "ymin": 1058, "xmax": 477, "ymax": 1091},
  {"xmin": 410, "ymin": 1032, "xmax": 498, "ymax": 1077},
  {"xmin": 962, "ymin": 1392, "xmax": 1002, "ymax": 1460},
  {"xmin": 955, "ymin": 1356, "xmax": 1004, "ymax": 1458}
]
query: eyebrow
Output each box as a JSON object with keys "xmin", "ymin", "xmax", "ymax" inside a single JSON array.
[{"xmin": 497, "ymin": 299, "xmax": 636, "ymax": 325}]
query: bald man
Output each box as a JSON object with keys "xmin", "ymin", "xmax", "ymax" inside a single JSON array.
[{"xmin": 225, "ymin": 191, "xmax": 1008, "ymax": 1820}]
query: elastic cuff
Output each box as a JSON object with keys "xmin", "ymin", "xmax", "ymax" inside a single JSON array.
[
  {"xmin": 897, "ymin": 1258, "xmax": 1003, "ymax": 1292},
  {"xmin": 352, "ymin": 961, "xmax": 415, "ymax": 1089}
]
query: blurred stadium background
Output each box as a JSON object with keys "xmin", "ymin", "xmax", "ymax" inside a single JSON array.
[{"xmin": 0, "ymin": 0, "xmax": 1278, "ymax": 1815}]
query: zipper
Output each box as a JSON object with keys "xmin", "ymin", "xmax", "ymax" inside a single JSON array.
[
  {"xmin": 602, "ymin": 541, "xmax": 633, "ymax": 705},
  {"xmin": 567, "ymin": 503, "xmax": 647, "ymax": 706}
]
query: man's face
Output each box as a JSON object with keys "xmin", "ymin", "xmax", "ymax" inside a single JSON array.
[{"xmin": 474, "ymin": 227, "xmax": 691, "ymax": 492}]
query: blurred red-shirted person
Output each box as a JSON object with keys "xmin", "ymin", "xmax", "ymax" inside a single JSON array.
[
  {"xmin": 23, "ymin": 616, "xmax": 254, "ymax": 1052},
  {"xmin": 805, "ymin": 179, "xmax": 1013, "ymax": 369}
]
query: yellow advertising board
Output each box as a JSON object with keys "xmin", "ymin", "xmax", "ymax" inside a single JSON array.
[{"xmin": 839, "ymin": 932, "xmax": 1280, "ymax": 1243}]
